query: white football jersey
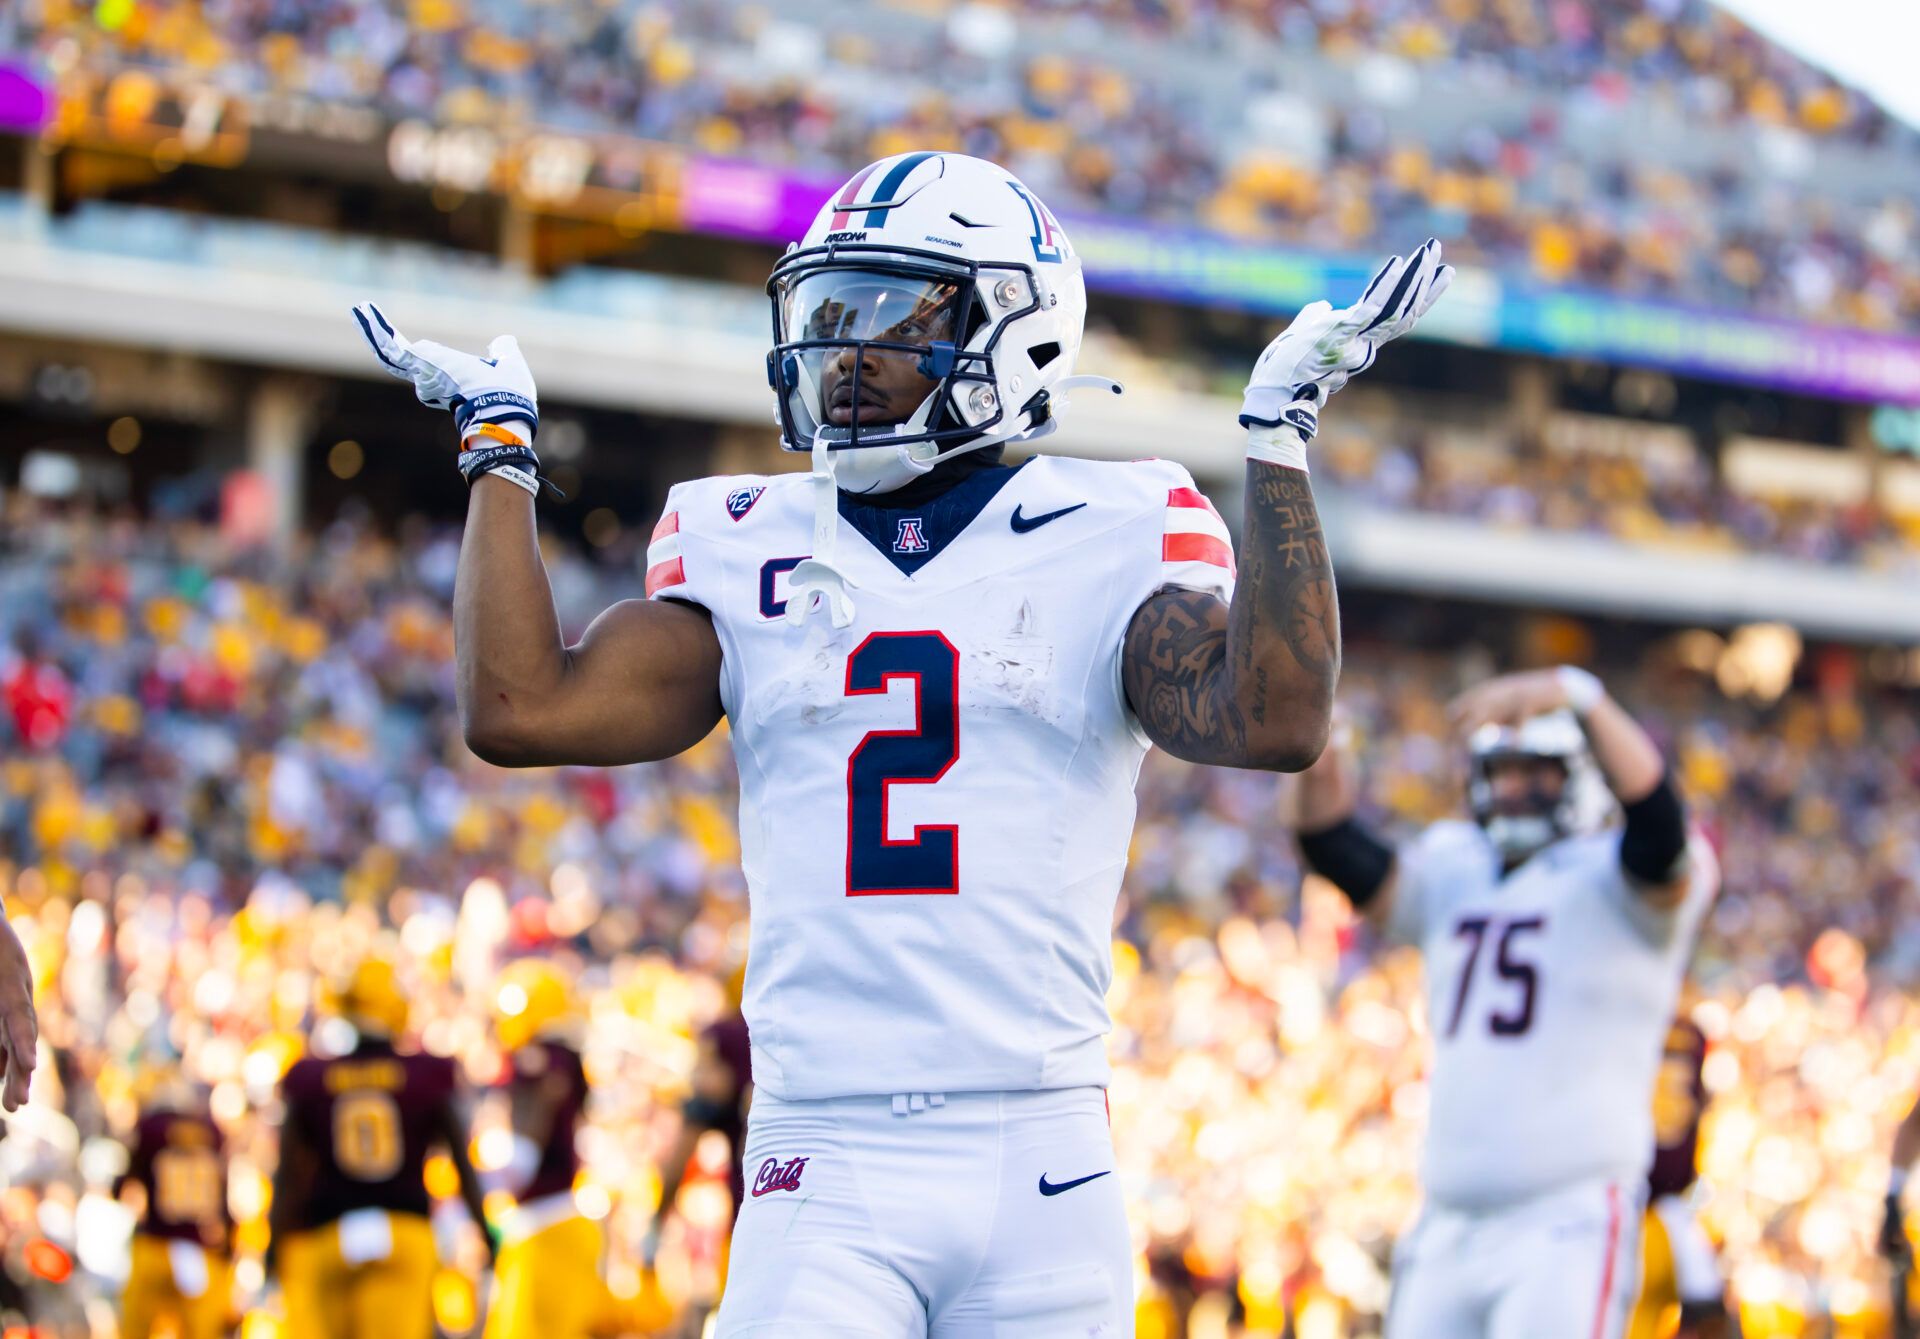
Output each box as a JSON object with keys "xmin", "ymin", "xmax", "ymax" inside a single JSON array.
[
  {"xmin": 647, "ymin": 455, "xmax": 1235, "ymax": 1100},
  {"xmin": 1387, "ymin": 820, "xmax": 1718, "ymax": 1210}
]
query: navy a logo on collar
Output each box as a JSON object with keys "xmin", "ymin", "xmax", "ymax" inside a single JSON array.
[
  {"xmin": 893, "ymin": 518, "xmax": 930, "ymax": 553},
  {"xmin": 837, "ymin": 462, "xmax": 1024, "ymax": 577},
  {"xmin": 726, "ymin": 485, "xmax": 766, "ymax": 521}
]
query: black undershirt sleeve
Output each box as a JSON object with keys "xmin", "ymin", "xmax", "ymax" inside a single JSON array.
[
  {"xmin": 1297, "ymin": 816, "xmax": 1396, "ymax": 908},
  {"xmin": 1619, "ymin": 770, "xmax": 1689, "ymax": 887}
]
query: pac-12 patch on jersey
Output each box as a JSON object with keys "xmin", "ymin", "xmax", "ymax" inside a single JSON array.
[{"xmin": 726, "ymin": 485, "xmax": 766, "ymax": 521}]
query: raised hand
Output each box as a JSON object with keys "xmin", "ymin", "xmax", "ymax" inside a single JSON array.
[
  {"xmin": 350, "ymin": 303, "xmax": 539, "ymax": 440},
  {"xmin": 1239, "ymin": 238, "xmax": 1453, "ymax": 449}
]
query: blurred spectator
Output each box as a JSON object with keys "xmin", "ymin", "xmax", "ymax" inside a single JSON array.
[{"xmin": 1314, "ymin": 425, "xmax": 1918, "ymax": 570}]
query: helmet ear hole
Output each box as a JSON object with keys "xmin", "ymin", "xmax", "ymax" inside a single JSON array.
[{"xmin": 1027, "ymin": 341, "xmax": 1061, "ymax": 370}]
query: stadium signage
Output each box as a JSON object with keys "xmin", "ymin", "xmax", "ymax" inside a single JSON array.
[
  {"xmin": 42, "ymin": 69, "xmax": 249, "ymax": 168},
  {"xmin": 666, "ymin": 156, "xmax": 1920, "ymax": 407},
  {"xmin": 13, "ymin": 67, "xmax": 1918, "ymax": 406},
  {"xmin": 0, "ymin": 63, "xmax": 48, "ymax": 134}
]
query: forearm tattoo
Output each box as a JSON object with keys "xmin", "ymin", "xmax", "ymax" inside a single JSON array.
[{"xmin": 1249, "ymin": 465, "xmax": 1338, "ymax": 681}]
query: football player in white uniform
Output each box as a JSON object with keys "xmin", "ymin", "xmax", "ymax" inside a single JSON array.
[
  {"xmin": 1293, "ymin": 669, "xmax": 1717, "ymax": 1339},
  {"xmin": 352, "ymin": 151, "xmax": 1450, "ymax": 1337}
]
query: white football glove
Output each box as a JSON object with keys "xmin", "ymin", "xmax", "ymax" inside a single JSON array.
[
  {"xmin": 351, "ymin": 302, "xmax": 540, "ymax": 441},
  {"xmin": 1239, "ymin": 238, "xmax": 1453, "ymax": 470}
]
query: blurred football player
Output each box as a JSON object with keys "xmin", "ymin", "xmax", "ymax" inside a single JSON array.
[
  {"xmin": 356, "ymin": 150, "xmax": 1450, "ymax": 1336},
  {"xmin": 646, "ymin": 965, "xmax": 752, "ymax": 1328},
  {"xmin": 118, "ymin": 1068, "xmax": 231, "ymax": 1339},
  {"xmin": 1294, "ymin": 668, "xmax": 1717, "ymax": 1339},
  {"xmin": 270, "ymin": 957, "xmax": 494, "ymax": 1339},
  {"xmin": 1880, "ymin": 1078, "xmax": 1920, "ymax": 1332},
  {"xmin": 1628, "ymin": 1015, "xmax": 1731, "ymax": 1339},
  {"xmin": 651, "ymin": 965, "xmax": 751, "ymax": 1235},
  {"xmin": 482, "ymin": 958, "xmax": 608, "ymax": 1339}
]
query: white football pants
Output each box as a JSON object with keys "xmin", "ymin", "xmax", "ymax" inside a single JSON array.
[
  {"xmin": 714, "ymin": 1085, "xmax": 1130, "ymax": 1338},
  {"xmin": 1387, "ymin": 1177, "xmax": 1642, "ymax": 1339}
]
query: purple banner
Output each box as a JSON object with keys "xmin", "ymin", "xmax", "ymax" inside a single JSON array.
[
  {"xmin": 681, "ymin": 157, "xmax": 837, "ymax": 245},
  {"xmin": 634, "ymin": 153, "xmax": 1920, "ymax": 406},
  {"xmin": 0, "ymin": 63, "xmax": 50, "ymax": 135}
]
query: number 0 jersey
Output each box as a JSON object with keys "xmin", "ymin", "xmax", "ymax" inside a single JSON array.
[
  {"xmin": 648, "ymin": 456, "xmax": 1234, "ymax": 1100},
  {"xmin": 1387, "ymin": 821, "xmax": 1718, "ymax": 1210},
  {"xmin": 279, "ymin": 1040, "xmax": 457, "ymax": 1229}
]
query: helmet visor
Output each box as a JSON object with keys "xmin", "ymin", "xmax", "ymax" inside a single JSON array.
[
  {"xmin": 773, "ymin": 268, "xmax": 976, "ymax": 448},
  {"xmin": 780, "ymin": 269, "xmax": 965, "ymax": 349}
]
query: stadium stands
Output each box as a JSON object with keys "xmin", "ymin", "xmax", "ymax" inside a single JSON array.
[{"xmin": 14, "ymin": 0, "xmax": 1920, "ymax": 325}]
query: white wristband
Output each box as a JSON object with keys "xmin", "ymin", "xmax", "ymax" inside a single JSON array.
[
  {"xmin": 1556, "ymin": 665, "xmax": 1604, "ymax": 716},
  {"xmin": 484, "ymin": 464, "xmax": 541, "ymax": 498},
  {"xmin": 1894, "ymin": 1166, "xmax": 1910, "ymax": 1198},
  {"xmin": 1246, "ymin": 428, "xmax": 1310, "ymax": 474}
]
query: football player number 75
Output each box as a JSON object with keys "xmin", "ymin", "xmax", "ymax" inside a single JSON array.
[
  {"xmin": 1445, "ymin": 915, "xmax": 1544, "ymax": 1038},
  {"xmin": 844, "ymin": 632, "xmax": 960, "ymax": 896}
]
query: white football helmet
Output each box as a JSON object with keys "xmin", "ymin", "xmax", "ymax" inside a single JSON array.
[
  {"xmin": 767, "ymin": 151, "xmax": 1113, "ymax": 495},
  {"xmin": 767, "ymin": 152, "xmax": 1119, "ymax": 628},
  {"xmin": 1467, "ymin": 710, "xmax": 1612, "ymax": 863}
]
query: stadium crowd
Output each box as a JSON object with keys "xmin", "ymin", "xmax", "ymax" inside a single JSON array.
[
  {"xmin": 0, "ymin": 499, "xmax": 1914, "ymax": 1335},
  {"xmin": 1311, "ymin": 426, "xmax": 1914, "ymax": 570},
  {"xmin": 11, "ymin": 0, "xmax": 1920, "ymax": 329}
]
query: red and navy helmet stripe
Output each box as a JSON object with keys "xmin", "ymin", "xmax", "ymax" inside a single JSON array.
[
  {"xmin": 829, "ymin": 152, "xmax": 941, "ymax": 230},
  {"xmin": 827, "ymin": 161, "xmax": 883, "ymax": 230}
]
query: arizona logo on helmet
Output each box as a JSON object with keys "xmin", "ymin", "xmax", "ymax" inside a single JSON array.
[{"xmin": 1007, "ymin": 182, "xmax": 1071, "ymax": 263}]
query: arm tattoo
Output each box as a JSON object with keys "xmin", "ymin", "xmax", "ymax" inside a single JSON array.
[
  {"xmin": 1120, "ymin": 588, "xmax": 1248, "ymax": 764},
  {"xmin": 1254, "ymin": 468, "xmax": 1338, "ymax": 679},
  {"xmin": 1122, "ymin": 462, "xmax": 1340, "ymax": 769}
]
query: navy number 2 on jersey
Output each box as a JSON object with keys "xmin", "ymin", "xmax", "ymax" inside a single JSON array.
[{"xmin": 845, "ymin": 632, "xmax": 960, "ymax": 896}]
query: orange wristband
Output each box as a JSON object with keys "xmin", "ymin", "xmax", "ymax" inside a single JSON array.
[{"xmin": 461, "ymin": 422, "xmax": 528, "ymax": 452}]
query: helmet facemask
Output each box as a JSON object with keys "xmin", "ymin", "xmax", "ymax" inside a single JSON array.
[
  {"xmin": 1472, "ymin": 752, "xmax": 1571, "ymax": 863},
  {"xmin": 1466, "ymin": 711, "xmax": 1608, "ymax": 865},
  {"xmin": 768, "ymin": 248, "xmax": 1042, "ymax": 492}
]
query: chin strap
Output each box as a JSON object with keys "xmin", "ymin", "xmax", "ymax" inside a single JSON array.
[
  {"xmin": 784, "ymin": 430, "xmax": 857, "ymax": 629},
  {"xmin": 1053, "ymin": 374, "xmax": 1124, "ymax": 400}
]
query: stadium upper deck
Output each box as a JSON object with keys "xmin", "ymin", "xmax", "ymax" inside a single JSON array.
[{"xmin": 8, "ymin": 0, "xmax": 1919, "ymax": 330}]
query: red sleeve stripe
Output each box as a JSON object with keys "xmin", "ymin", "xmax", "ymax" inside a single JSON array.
[
  {"xmin": 1163, "ymin": 532, "xmax": 1235, "ymax": 572},
  {"xmin": 645, "ymin": 557, "xmax": 686, "ymax": 597},
  {"xmin": 651, "ymin": 510, "xmax": 680, "ymax": 543},
  {"xmin": 1167, "ymin": 486, "xmax": 1221, "ymax": 519}
]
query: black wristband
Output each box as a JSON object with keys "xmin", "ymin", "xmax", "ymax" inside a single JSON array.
[
  {"xmin": 457, "ymin": 444, "xmax": 539, "ymax": 481},
  {"xmin": 1620, "ymin": 770, "xmax": 1688, "ymax": 885},
  {"xmin": 1297, "ymin": 816, "xmax": 1395, "ymax": 908},
  {"xmin": 457, "ymin": 446, "xmax": 567, "ymax": 501}
]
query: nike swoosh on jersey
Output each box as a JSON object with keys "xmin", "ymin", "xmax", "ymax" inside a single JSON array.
[
  {"xmin": 1037, "ymin": 1170, "xmax": 1112, "ymax": 1196},
  {"xmin": 1010, "ymin": 502, "xmax": 1088, "ymax": 533}
]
